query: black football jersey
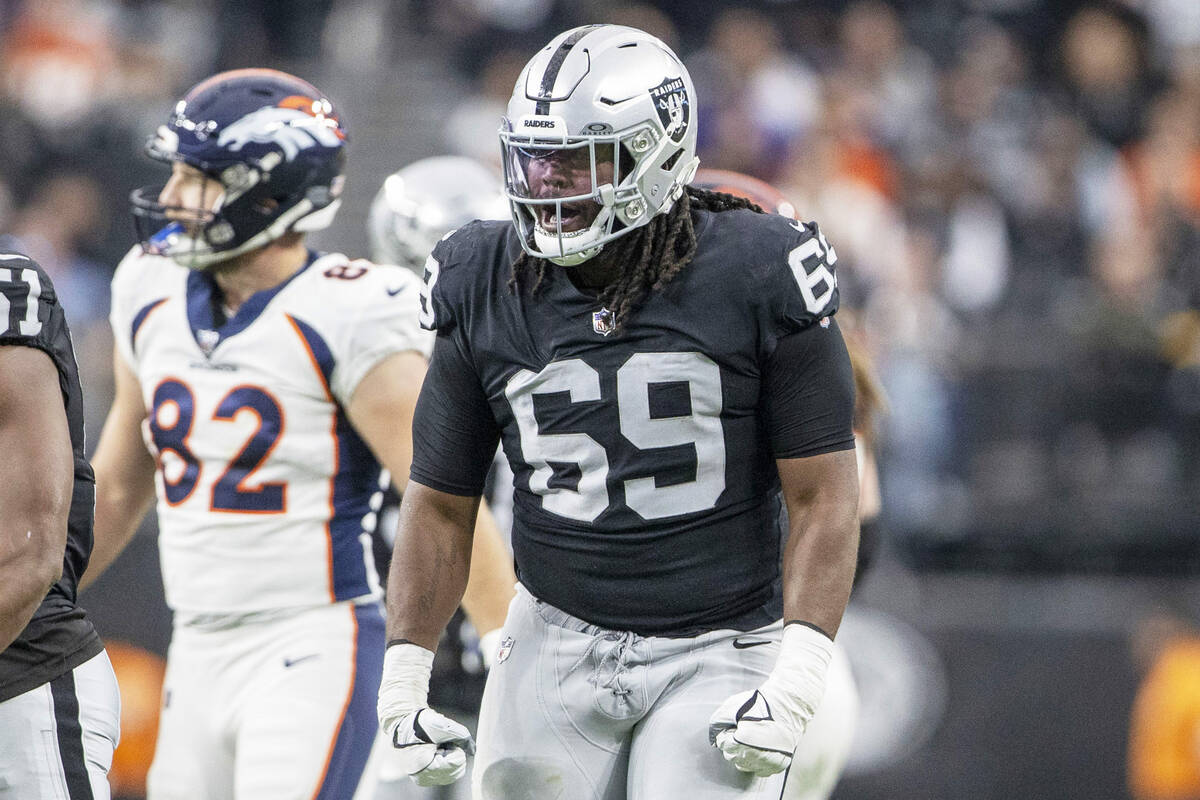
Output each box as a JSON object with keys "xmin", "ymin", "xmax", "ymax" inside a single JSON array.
[
  {"xmin": 410, "ymin": 208, "xmax": 855, "ymax": 635},
  {"xmin": 0, "ymin": 253, "xmax": 101, "ymax": 702}
]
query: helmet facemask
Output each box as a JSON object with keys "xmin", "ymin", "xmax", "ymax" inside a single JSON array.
[
  {"xmin": 499, "ymin": 25, "xmax": 701, "ymax": 267},
  {"xmin": 130, "ymin": 140, "xmax": 241, "ymax": 270},
  {"xmin": 501, "ymin": 116, "xmax": 689, "ymax": 266}
]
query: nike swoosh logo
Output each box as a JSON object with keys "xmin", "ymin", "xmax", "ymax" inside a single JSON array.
[
  {"xmin": 283, "ymin": 654, "xmax": 321, "ymax": 668},
  {"xmin": 731, "ymin": 639, "xmax": 771, "ymax": 650},
  {"xmin": 386, "ymin": 286, "xmax": 405, "ymax": 297}
]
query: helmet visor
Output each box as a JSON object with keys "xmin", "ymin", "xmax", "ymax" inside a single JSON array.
[
  {"xmin": 501, "ymin": 137, "xmax": 618, "ymax": 203},
  {"xmin": 500, "ymin": 126, "xmax": 629, "ymax": 250}
]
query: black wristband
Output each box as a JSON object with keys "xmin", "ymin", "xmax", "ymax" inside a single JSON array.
[
  {"xmin": 784, "ymin": 619, "xmax": 833, "ymax": 641},
  {"xmin": 386, "ymin": 638, "xmax": 417, "ymax": 649}
]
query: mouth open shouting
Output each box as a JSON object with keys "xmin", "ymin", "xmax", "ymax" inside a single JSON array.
[
  {"xmin": 535, "ymin": 199, "xmax": 597, "ymax": 234},
  {"xmin": 501, "ymin": 129, "xmax": 629, "ymax": 264}
]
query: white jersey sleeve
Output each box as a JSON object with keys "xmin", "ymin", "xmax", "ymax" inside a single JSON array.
[
  {"xmin": 109, "ymin": 246, "xmax": 183, "ymax": 371},
  {"xmin": 319, "ymin": 257, "xmax": 433, "ymax": 406}
]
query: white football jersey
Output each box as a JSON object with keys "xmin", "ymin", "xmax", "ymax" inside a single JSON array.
[{"xmin": 110, "ymin": 248, "xmax": 434, "ymax": 615}]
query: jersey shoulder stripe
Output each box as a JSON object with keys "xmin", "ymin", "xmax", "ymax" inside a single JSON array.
[
  {"xmin": 130, "ymin": 297, "xmax": 170, "ymax": 355},
  {"xmin": 285, "ymin": 313, "xmax": 335, "ymax": 398}
]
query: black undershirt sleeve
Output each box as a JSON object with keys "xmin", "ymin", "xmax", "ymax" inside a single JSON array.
[
  {"xmin": 408, "ymin": 330, "xmax": 501, "ymax": 496},
  {"xmin": 764, "ymin": 317, "xmax": 857, "ymax": 459}
]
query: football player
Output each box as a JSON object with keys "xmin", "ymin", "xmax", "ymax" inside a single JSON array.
[
  {"xmin": 693, "ymin": 168, "xmax": 890, "ymax": 800},
  {"xmin": 83, "ymin": 69, "xmax": 514, "ymax": 800},
  {"xmin": 0, "ymin": 252, "xmax": 120, "ymax": 799},
  {"xmin": 376, "ymin": 25, "xmax": 860, "ymax": 799}
]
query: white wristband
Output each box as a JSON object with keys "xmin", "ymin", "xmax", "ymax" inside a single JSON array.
[
  {"xmin": 377, "ymin": 643, "xmax": 435, "ymax": 735},
  {"xmin": 761, "ymin": 623, "xmax": 834, "ymax": 731}
]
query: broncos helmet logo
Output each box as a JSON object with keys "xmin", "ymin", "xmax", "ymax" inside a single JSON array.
[{"xmin": 217, "ymin": 107, "xmax": 343, "ymax": 161}]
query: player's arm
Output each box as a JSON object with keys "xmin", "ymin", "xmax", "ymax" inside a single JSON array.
[
  {"xmin": 711, "ymin": 318, "xmax": 859, "ymax": 778},
  {"xmin": 0, "ymin": 345, "xmax": 72, "ymax": 652},
  {"xmin": 777, "ymin": 448, "xmax": 859, "ymax": 636},
  {"xmin": 385, "ymin": 480, "xmax": 480, "ymax": 649},
  {"xmin": 375, "ymin": 331, "xmax": 500, "ymax": 788},
  {"xmin": 81, "ymin": 347, "xmax": 157, "ymax": 591},
  {"xmin": 345, "ymin": 348, "xmax": 515, "ymax": 638}
]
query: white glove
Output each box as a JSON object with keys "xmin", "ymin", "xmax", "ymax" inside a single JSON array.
[
  {"xmin": 708, "ymin": 623, "xmax": 833, "ymax": 778},
  {"xmin": 377, "ymin": 642, "xmax": 475, "ymax": 787}
]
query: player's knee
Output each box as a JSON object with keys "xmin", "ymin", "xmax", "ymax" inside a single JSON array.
[{"xmin": 477, "ymin": 756, "xmax": 572, "ymax": 800}]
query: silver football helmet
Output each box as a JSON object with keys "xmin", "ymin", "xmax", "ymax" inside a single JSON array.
[
  {"xmin": 500, "ymin": 25, "xmax": 700, "ymax": 266},
  {"xmin": 367, "ymin": 156, "xmax": 508, "ymax": 273}
]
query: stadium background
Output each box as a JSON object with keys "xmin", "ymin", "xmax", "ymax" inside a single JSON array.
[{"xmin": 3, "ymin": 0, "xmax": 1197, "ymax": 797}]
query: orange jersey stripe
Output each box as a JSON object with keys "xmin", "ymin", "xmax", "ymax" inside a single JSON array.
[{"xmin": 285, "ymin": 314, "xmax": 338, "ymax": 604}]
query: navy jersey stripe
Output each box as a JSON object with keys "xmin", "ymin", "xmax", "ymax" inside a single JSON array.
[
  {"xmin": 285, "ymin": 314, "xmax": 335, "ymax": 390},
  {"xmin": 313, "ymin": 603, "xmax": 385, "ymax": 799},
  {"xmin": 330, "ymin": 405, "xmax": 378, "ymax": 601},
  {"xmin": 50, "ymin": 669, "xmax": 95, "ymax": 800},
  {"xmin": 286, "ymin": 314, "xmax": 378, "ymax": 602},
  {"xmin": 130, "ymin": 297, "xmax": 168, "ymax": 355},
  {"xmin": 535, "ymin": 26, "xmax": 600, "ymax": 114}
]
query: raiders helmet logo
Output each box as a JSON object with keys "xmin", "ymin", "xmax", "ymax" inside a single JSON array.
[{"xmin": 650, "ymin": 77, "xmax": 690, "ymax": 144}]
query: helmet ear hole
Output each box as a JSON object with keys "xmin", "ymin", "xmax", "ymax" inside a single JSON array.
[{"xmin": 661, "ymin": 148, "xmax": 683, "ymax": 172}]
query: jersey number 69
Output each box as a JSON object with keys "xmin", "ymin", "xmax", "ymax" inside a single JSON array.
[{"xmin": 505, "ymin": 352, "xmax": 726, "ymax": 523}]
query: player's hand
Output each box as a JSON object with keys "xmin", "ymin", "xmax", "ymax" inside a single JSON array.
[
  {"xmin": 708, "ymin": 688, "xmax": 801, "ymax": 777},
  {"xmin": 386, "ymin": 707, "xmax": 475, "ymax": 786},
  {"xmin": 378, "ymin": 641, "xmax": 474, "ymax": 787},
  {"xmin": 707, "ymin": 623, "xmax": 835, "ymax": 778}
]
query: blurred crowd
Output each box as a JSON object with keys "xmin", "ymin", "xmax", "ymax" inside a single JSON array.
[{"xmin": 1, "ymin": 0, "xmax": 1197, "ymax": 571}]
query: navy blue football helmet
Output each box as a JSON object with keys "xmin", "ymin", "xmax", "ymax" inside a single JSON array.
[{"xmin": 131, "ymin": 68, "xmax": 347, "ymax": 269}]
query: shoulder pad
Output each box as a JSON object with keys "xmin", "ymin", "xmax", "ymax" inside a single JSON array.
[
  {"xmin": 302, "ymin": 254, "xmax": 425, "ymax": 316},
  {"xmin": 421, "ymin": 220, "xmax": 512, "ymax": 332},
  {"xmin": 0, "ymin": 252, "xmax": 55, "ymax": 341},
  {"xmin": 740, "ymin": 213, "xmax": 840, "ymax": 333}
]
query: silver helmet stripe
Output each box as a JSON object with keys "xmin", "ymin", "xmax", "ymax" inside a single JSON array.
[{"xmin": 534, "ymin": 25, "xmax": 602, "ymax": 114}]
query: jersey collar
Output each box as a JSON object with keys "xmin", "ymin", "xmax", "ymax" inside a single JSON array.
[{"xmin": 185, "ymin": 249, "xmax": 319, "ymax": 354}]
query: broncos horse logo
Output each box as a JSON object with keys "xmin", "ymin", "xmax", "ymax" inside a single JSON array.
[{"xmin": 217, "ymin": 105, "xmax": 343, "ymax": 161}]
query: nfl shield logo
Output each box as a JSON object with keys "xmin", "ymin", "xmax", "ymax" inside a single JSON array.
[
  {"xmin": 496, "ymin": 636, "xmax": 515, "ymax": 664},
  {"xmin": 592, "ymin": 308, "xmax": 616, "ymax": 336}
]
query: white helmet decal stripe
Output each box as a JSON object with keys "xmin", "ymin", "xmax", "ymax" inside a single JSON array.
[{"xmin": 218, "ymin": 107, "xmax": 343, "ymax": 161}]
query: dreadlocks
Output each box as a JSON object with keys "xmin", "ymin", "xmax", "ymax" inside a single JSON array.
[{"xmin": 508, "ymin": 187, "xmax": 763, "ymax": 333}]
